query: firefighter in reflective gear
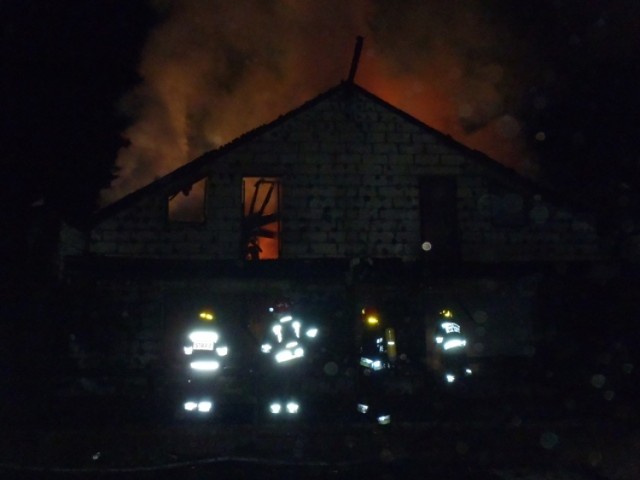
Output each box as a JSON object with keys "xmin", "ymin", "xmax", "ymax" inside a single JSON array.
[
  {"xmin": 434, "ymin": 309, "xmax": 471, "ymax": 384},
  {"xmin": 180, "ymin": 310, "xmax": 229, "ymax": 415},
  {"xmin": 260, "ymin": 301, "xmax": 318, "ymax": 416},
  {"xmin": 356, "ymin": 307, "xmax": 396, "ymax": 425}
]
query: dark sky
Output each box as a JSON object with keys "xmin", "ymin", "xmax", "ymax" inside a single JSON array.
[{"xmin": 2, "ymin": 0, "xmax": 640, "ymax": 224}]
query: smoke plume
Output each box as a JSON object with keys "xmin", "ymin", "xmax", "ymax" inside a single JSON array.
[{"xmin": 104, "ymin": 0, "xmax": 539, "ymax": 204}]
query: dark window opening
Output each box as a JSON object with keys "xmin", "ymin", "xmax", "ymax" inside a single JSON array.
[
  {"xmin": 242, "ymin": 177, "xmax": 280, "ymax": 260},
  {"xmin": 419, "ymin": 176, "xmax": 459, "ymax": 260},
  {"xmin": 168, "ymin": 178, "xmax": 207, "ymax": 223}
]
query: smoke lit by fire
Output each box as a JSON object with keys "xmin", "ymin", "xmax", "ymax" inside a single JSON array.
[{"xmin": 104, "ymin": 0, "xmax": 540, "ymax": 205}]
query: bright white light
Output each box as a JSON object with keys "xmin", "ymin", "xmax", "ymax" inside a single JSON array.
[
  {"xmin": 465, "ymin": 368, "xmax": 472, "ymax": 375},
  {"xmin": 270, "ymin": 402, "xmax": 282, "ymax": 414},
  {"xmin": 377, "ymin": 415, "xmax": 391, "ymax": 425},
  {"xmin": 435, "ymin": 336, "xmax": 444, "ymax": 344},
  {"xmin": 292, "ymin": 321, "xmax": 301, "ymax": 338},
  {"xmin": 261, "ymin": 343, "xmax": 272, "ymax": 353},
  {"xmin": 446, "ymin": 374, "xmax": 456, "ymax": 383},
  {"xmin": 184, "ymin": 401, "xmax": 198, "ymax": 411},
  {"xmin": 198, "ymin": 401, "xmax": 212, "ymax": 413},
  {"xmin": 306, "ymin": 328, "xmax": 318, "ymax": 338},
  {"xmin": 275, "ymin": 347, "xmax": 304, "ymax": 363},
  {"xmin": 190, "ymin": 360, "xmax": 220, "ymax": 371},
  {"xmin": 189, "ymin": 330, "xmax": 219, "ymax": 344},
  {"xmin": 444, "ymin": 339, "xmax": 467, "ymax": 350},
  {"xmin": 357, "ymin": 403, "xmax": 369, "ymax": 414},
  {"xmin": 280, "ymin": 315, "xmax": 293, "ymax": 323},
  {"xmin": 286, "ymin": 402, "xmax": 299, "ymax": 414},
  {"xmin": 183, "ymin": 346, "xmax": 193, "ymax": 355},
  {"xmin": 272, "ymin": 324, "xmax": 283, "ymax": 343},
  {"xmin": 285, "ymin": 341, "xmax": 299, "ymax": 349},
  {"xmin": 421, "ymin": 241, "xmax": 432, "ymax": 251},
  {"xmin": 360, "ymin": 357, "xmax": 384, "ymax": 371},
  {"xmin": 360, "ymin": 357, "xmax": 373, "ymax": 368},
  {"xmin": 441, "ymin": 322, "xmax": 460, "ymax": 334},
  {"xmin": 216, "ymin": 346, "xmax": 228, "ymax": 356}
]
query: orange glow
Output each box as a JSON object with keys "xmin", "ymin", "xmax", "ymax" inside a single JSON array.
[
  {"xmin": 243, "ymin": 177, "xmax": 280, "ymax": 260},
  {"xmin": 168, "ymin": 178, "xmax": 206, "ymax": 222},
  {"xmin": 104, "ymin": 2, "xmax": 534, "ymax": 206}
]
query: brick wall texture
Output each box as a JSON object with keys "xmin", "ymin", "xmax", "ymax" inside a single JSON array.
[{"xmin": 86, "ymin": 85, "xmax": 603, "ymax": 264}]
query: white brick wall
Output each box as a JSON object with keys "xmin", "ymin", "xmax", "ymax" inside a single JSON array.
[{"xmin": 86, "ymin": 86, "xmax": 604, "ymax": 264}]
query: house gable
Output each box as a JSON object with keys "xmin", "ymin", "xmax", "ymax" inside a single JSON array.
[{"xmin": 82, "ymin": 82, "xmax": 604, "ymax": 264}]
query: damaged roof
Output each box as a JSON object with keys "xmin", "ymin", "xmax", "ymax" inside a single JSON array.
[{"xmin": 87, "ymin": 80, "xmax": 579, "ymax": 228}]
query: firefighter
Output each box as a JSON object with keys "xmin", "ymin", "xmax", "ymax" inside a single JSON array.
[
  {"xmin": 356, "ymin": 307, "xmax": 396, "ymax": 425},
  {"xmin": 180, "ymin": 309, "xmax": 229, "ymax": 415},
  {"xmin": 434, "ymin": 309, "xmax": 472, "ymax": 384},
  {"xmin": 260, "ymin": 300, "xmax": 318, "ymax": 416}
]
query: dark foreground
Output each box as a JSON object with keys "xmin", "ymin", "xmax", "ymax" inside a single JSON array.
[{"xmin": 1, "ymin": 357, "xmax": 638, "ymax": 479}]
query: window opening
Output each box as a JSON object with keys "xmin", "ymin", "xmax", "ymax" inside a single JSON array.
[
  {"xmin": 419, "ymin": 176, "xmax": 459, "ymax": 260},
  {"xmin": 168, "ymin": 178, "xmax": 206, "ymax": 223},
  {"xmin": 242, "ymin": 177, "xmax": 280, "ymax": 260}
]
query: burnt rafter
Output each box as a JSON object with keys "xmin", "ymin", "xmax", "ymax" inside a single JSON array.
[{"xmin": 242, "ymin": 179, "xmax": 279, "ymax": 257}]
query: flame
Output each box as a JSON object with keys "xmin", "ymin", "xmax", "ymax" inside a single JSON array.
[{"xmin": 103, "ymin": 0, "xmax": 537, "ymax": 206}]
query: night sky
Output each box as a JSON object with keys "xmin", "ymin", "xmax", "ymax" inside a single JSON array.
[{"xmin": 2, "ymin": 0, "xmax": 640, "ymax": 226}]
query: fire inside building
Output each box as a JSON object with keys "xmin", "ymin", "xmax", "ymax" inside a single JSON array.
[{"xmin": 54, "ymin": 47, "xmax": 637, "ymax": 422}]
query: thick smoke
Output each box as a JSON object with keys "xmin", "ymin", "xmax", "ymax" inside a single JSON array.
[{"xmin": 104, "ymin": 0, "xmax": 536, "ymax": 204}]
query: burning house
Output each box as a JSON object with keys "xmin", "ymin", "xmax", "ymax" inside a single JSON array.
[{"xmin": 57, "ymin": 76, "xmax": 619, "ymax": 378}]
